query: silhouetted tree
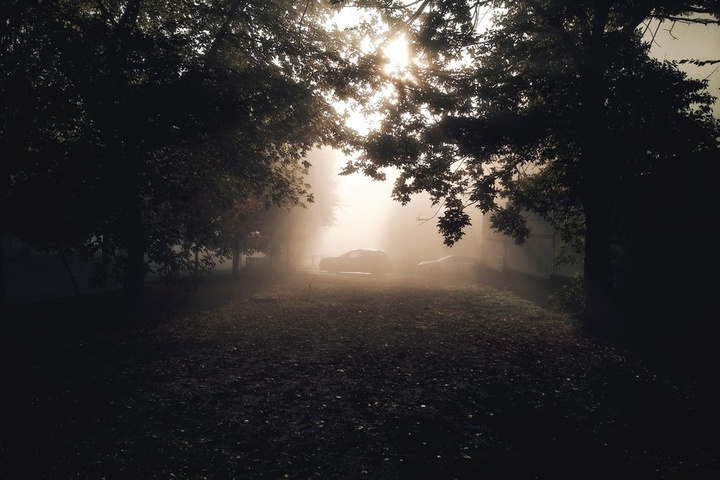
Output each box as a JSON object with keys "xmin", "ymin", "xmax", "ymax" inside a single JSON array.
[
  {"xmin": 343, "ymin": 0, "xmax": 720, "ymax": 328},
  {"xmin": 1, "ymin": 0, "xmax": 354, "ymax": 306}
]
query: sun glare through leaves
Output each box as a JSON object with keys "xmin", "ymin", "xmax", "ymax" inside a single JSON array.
[{"xmin": 383, "ymin": 36, "xmax": 410, "ymax": 75}]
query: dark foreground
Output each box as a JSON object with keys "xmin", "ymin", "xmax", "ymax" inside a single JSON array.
[{"xmin": 1, "ymin": 272, "xmax": 718, "ymax": 479}]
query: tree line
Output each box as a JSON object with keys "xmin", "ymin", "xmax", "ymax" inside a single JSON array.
[
  {"xmin": 2, "ymin": 0, "xmax": 719, "ymax": 330},
  {"xmin": 1, "ymin": 0, "xmax": 353, "ymax": 306},
  {"xmin": 343, "ymin": 0, "xmax": 719, "ymax": 329}
]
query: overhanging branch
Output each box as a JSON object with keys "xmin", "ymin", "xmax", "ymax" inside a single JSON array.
[{"xmin": 652, "ymin": 15, "xmax": 720, "ymax": 26}]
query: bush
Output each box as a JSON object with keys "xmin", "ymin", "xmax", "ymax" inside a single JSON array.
[{"xmin": 550, "ymin": 273, "xmax": 585, "ymax": 314}]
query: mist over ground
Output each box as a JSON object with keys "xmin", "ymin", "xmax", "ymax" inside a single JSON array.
[{"xmin": 307, "ymin": 148, "xmax": 482, "ymax": 274}]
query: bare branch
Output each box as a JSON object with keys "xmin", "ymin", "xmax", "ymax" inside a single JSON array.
[
  {"xmin": 650, "ymin": 19, "xmax": 665, "ymax": 45},
  {"xmin": 416, "ymin": 198, "xmax": 445, "ymax": 225},
  {"xmin": 702, "ymin": 65, "xmax": 719, "ymax": 81},
  {"xmin": 655, "ymin": 15, "xmax": 720, "ymax": 26}
]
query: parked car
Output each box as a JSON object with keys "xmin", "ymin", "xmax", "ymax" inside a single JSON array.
[
  {"xmin": 319, "ymin": 249, "xmax": 393, "ymax": 275},
  {"xmin": 416, "ymin": 255, "xmax": 480, "ymax": 276}
]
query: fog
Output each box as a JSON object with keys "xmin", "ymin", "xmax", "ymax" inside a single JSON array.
[{"xmin": 305, "ymin": 148, "xmax": 481, "ymax": 274}]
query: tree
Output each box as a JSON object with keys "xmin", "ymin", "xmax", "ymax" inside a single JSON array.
[
  {"xmin": 249, "ymin": 148, "xmax": 340, "ymax": 271},
  {"xmin": 343, "ymin": 0, "xmax": 720, "ymax": 328},
  {"xmin": 1, "ymin": 0, "xmax": 355, "ymax": 306}
]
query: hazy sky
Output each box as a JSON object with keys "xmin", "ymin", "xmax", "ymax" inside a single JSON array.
[{"xmin": 648, "ymin": 19, "xmax": 720, "ymax": 115}]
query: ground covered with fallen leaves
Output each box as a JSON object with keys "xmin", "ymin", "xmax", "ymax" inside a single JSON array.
[{"xmin": 1, "ymin": 271, "xmax": 718, "ymax": 479}]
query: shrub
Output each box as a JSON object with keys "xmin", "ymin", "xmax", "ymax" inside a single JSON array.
[{"xmin": 550, "ymin": 273, "xmax": 586, "ymax": 314}]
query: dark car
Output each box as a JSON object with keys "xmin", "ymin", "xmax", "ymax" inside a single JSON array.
[
  {"xmin": 416, "ymin": 255, "xmax": 480, "ymax": 276},
  {"xmin": 319, "ymin": 249, "xmax": 393, "ymax": 275}
]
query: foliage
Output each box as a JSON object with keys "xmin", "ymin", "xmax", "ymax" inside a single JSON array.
[
  {"xmin": 550, "ymin": 273, "xmax": 586, "ymax": 315},
  {"xmin": 343, "ymin": 0, "xmax": 720, "ymax": 324},
  {"xmin": 249, "ymin": 149, "xmax": 340, "ymax": 267},
  {"xmin": 0, "ymin": 0, "xmax": 355, "ymax": 299}
]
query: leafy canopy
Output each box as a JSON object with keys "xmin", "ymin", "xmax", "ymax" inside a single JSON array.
[
  {"xmin": 344, "ymin": 0, "xmax": 719, "ymax": 254},
  {"xmin": 1, "ymin": 0, "xmax": 358, "ymax": 285}
]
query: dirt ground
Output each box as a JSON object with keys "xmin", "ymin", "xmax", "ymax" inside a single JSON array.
[{"xmin": 1, "ymin": 271, "xmax": 718, "ymax": 479}]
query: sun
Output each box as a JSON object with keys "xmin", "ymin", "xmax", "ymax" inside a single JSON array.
[
  {"xmin": 326, "ymin": 7, "xmax": 411, "ymax": 76},
  {"xmin": 326, "ymin": 10, "xmax": 414, "ymax": 133},
  {"xmin": 383, "ymin": 36, "xmax": 409, "ymax": 75}
]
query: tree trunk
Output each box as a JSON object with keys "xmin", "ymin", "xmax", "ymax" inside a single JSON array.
[
  {"xmin": 58, "ymin": 243, "xmax": 81, "ymax": 298},
  {"xmin": 0, "ymin": 230, "xmax": 6, "ymax": 312},
  {"xmin": 121, "ymin": 187, "xmax": 146, "ymax": 309},
  {"xmin": 118, "ymin": 132, "xmax": 146, "ymax": 309},
  {"xmin": 232, "ymin": 239, "xmax": 240, "ymax": 277},
  {"xmin": 193, "ymin": 247, "xmax": 200, "ymax": 292},
  {"xmin": 122, "ymin": 230, "xmax": 146, "ymax": 309},
  {"xmin": 97, "ymin": 229, "xmax": 111, "ymax": 288},
  {"xmin": 581, "ymin": 185, "xmax": 613, "ymax": 331},
  {"xmin": 578, "ymin": 17, "xmax": 614, "ymax": 331}
]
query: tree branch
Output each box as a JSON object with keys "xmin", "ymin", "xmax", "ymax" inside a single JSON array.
[
  {"xmin": 117, "ymin": 0, "xmax": 142, "ymax": 33},
  {"xmin": 658, "ymin": 15, "xmax": 720, "ymax": 25},
  {"xmin": 202, "ymin": 0, "xmax": 242, "ymax": 75},
  {"xmin": 525, "ymin": 0, "xmax": 583, "ymax": 67},
  {"xmin": 94, "ymin": 0, "xmax": 118, "ymax": 27},
  {"xmin": 416, "ymin": 198, "xmax": 445, "ymax": 225}
]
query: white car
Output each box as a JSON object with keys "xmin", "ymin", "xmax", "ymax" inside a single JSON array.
[{"xmin": 416, "ymin": 255, "xmax": 480, "ymax": 276}]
